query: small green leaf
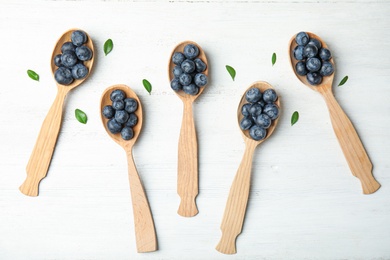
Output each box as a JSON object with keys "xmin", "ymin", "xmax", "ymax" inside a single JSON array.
[
  {"xmin": 338, "ymin": 76, "xmax": 348, "ymax": 86},
  {"xmin": 291, "ymin": 111, "xmax": 299, "ymax": 126},
  {"xmin": 104, "ymin": 39, "xmax": 113, "ymax": 56},
  {"xmin": 143, "ymin": 79, "xmax": 152, "ymax": 94},
  {"xmin": 75, "ymin": 109, "xmax": 87, "ymax": 124},
  {"xmin": 27, "ymin": 70, "xmax": 39, "ymax": 81},
  {"xmin": 272, "ymin": 53, "xmax": 277, "ymax": 66},
  {"xmin": 226, "ymin": 65, "xmax": 236, "ymax": 81}
]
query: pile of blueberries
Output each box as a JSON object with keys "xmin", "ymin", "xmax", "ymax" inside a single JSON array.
[
  {"xmin": 170, "ymin": 43, "xmax": 208, "ymax": 95},
  {"xmin": 239, "ymin": 87, "xmax": 279, "ymax": 141},
  {"xmin": 293, "ymin": 31, "xmax": 334, "ymax": 85},
  {"xmin": 102, "ymin": 89, "xmax": 139, "ymax": 141},
  {"xmin": 53, "ymin": 30, "xmax": 93, "ymax": 85}
]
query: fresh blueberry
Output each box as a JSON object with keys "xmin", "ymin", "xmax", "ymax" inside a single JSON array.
[
  {"xmin": 179, "ymin": 73, "xmax": 192, "ymax": 86},
  {"xmin": 125, "ymin": 113, "xmax": 138, "ymax": 127},
  {"xmin": 110, "ymin": 89, "xmax": 126, "ymax": 101},
  {"xmin": 303, "ymin": 44, "xmax": 318, "ymax": 58},
  {"xmin": 240, "ymin": 116, "xmax": 253, "ymax": 130},
  {"xmin": 306, "ymin": 72, "xmax": 323, "ymax": 85},
  {"xmin": 181, "ymin": 59, "xmax": 196, "ymax": 73},
  {"xmin": 245, "ymin": 87, "xmax": 262, "ymax": 103},
  {"xmin": 173, "ymin": 65, "xmax": 183, "ymax": 78},
  {"xmin": 263, "ymin": 103, "xmax": 279, "ymax": 120},
  {"xmin": 61, "ymin": 50, "xmax": 78, "ymax": 68},
  {"xmin": 255, "ymin": 113, "xmax": 271, "ymax": 129},
  {"xmin": 307, "ymin": 38, "xmax": 322, "ymax": 50},
  {"xmin": 54, "ymin": 54, "xmax": 62, "ymax": 67},
  {"xmin": 121, "ymin": 127, "xmax": 134, "ymax": 140},
  {"xmin": 258, "ymin": 99, "xmax": 266, "ymax": 108},
  {"xmin": 306, "ymin": 57, "xmax": 322, "ymax": 72},
  {"xmin": 295, "ymin": 61, "xmax": 308, "ymax": 76},
  {"xmin": 249, "ymin": 103, "xmax": 263, "ymax": 118},
  {"xmin": 54, "ymin": 67, "xmax": 73, "ymax": 85},
  {"xmin": 172, "ymin": 52, "xmax": 185, "ymax": 65},
  {"xmin": 71, "ymin": 63, "xmax": 89, "ymax": 79},
  {"xmin": 249, "ymin": 125, "xmax": 267, "ymax": 141},
  {"xmin": 194, "ymin": 58, "xmax": 207, "ymax": 72},
  {"xmin": 112, "ymin": 100, "xmax": 125, "ymax": 110},
  {"xmin": 115, "ymin": 110, "xmax": 129, "ymax": 124},
  {"xmin": 320, "ymin": 61, "xmax": 334, "ymax": 76},
  {"xmin": 75, "ymin": 46, "xmax": 92, "ymax": 61},
  {"xmin": 102, "ymin": 105, "xmax": 115, "ymax": 119},
  {"xmin": 183, "ymin": 83, "xmax": 199, "ymax": 95},
  {"xmin": 124, "ymin": 98, "xmax": 138, "ymax": 113},
  {"xmin": 71, "ymin": 30, "xmax": 87, "ymax": 47},
  {"xmin": 194, "ymin": 73, "xmax": 207, "ymax": 87},
  {"xmin": 262, "ymin": 89, "xmax": 277, "ymax": 103},
  {"xmin": 295, "ymin": 32, "xmax": 309, "ymax": 46},
  {"xmin": 61, "ymin": 42, "xmax": 76, "ymax": 53},
  {"xmin": 107, "ymin": 119, "xmax": 122, "ymax": 134},
  {"xmin": 171, "ymin": 78, "xmax": 182, "ymax": 91},
  {"xmin": 183, "ymin": 44, "xmax": 199, "ymax": 59},
  {"xmin": 293, "ymin": 45, "xmax": 305, "ymax": 60},
  {"xmin": 241, "ymin": 103, "xmax": 251, "ymax": 117},
  {"xmin": 319, "ymin": 48, "xmax": 332, "ymax": 61}
]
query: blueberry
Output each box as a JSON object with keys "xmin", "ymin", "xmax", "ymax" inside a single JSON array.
[
  {"xmin": 307, "ymin": 38, "xmax": 322, "ymax": 49},
  {"xmin": 262, "ymin": 89, "xmax": 277, "ymax": 103},
  {"xmin": 303, "ymin": 44, "xmax": 318, "ymax": 59},
  {"xmin": 263, "ymin": 103, "xmax": 279, "ymax": 120},
  {"xmin": 249, "ymin": 125, "xmax": 267, "ymax": 141},
  {"xmin": 258, "ymin": 99, "xmax": 266, "ymax": 108},
  {"xmin": 107, "ymin": 119, "xmax": 122, "ymax": 134},
  {"xmin": 245, "ymin": 87, "xmax": 262, "ymax": 103},
  {"xmin": 171, "ymin": 78, "xmax": 182, "ymax": 91},
  {"xmin": 306, "ymin": 72, "xmax": 323, "ymax": 85},
  {"xmin": 183, "ymin": 83, "xmax": 199, "ymax": 95},
  {"xmin": 295, "ymin": 61, "xmax": 308, "ymax": 76},
  {"xmin": 124, "ymin": 98, "xmax": 138, "ymax": 113},
  {"xmin": 71, "ymin": 63, "xmax": 89, "ymax": 79},
  {"xmin": 125, "ymin": 113, "xmax": 138, "ymax": 127},
  {"xmin": 54, "ymin": 67, "xmax": 73, "ymax": 85},
  {"xmin": 75, "ymin": 46, "xmax": 92, "ymax": 61},
  {"xmin": 110, "ymin": 89, "xmax": 126, "ymax": 101},
  {"xmin": 112, "ymin": 100, "xmax": 125, "ymax": 110},
  {"xmin": 319, "ymin": 48, "xmax": 332, "ymax": 61},
  {"xmin": 173, "ymin": 65, "xmax": 183, "ymax": 78},
  {"xmin": 172, "ymin": 52, "xmax": 185, "ymax": 65},
  {"xmin": 121, "ymin": 127, "xmax": 134, "ymax": 140},
  {"xmin": 240, "ymin": 116, "xmax": 253, "ymax": 130},
  {"xmin": 194, "ymin": 73, "xmax": 207, "ymax": 87},
  {"xmin": 194, "ymin": 58, "xmax": 207, "ymax": 72},
  {"xmin": 293, "ymin": 45, "xmax": 305, "ymax": 60},
  {"xmin": 183, "ymin": 44, "xmax": 199, "ymax": 59},
  {"xmin": 255, "ymin": 113, "xmax": 271, "ymax": 129},
  {"xmin": 61, "ymin": 50, "xmax": 78, "ymax": 68},
  {"xmin": 249, "ymin": 103, "xmax": 262, "ymax": 118},
  {"xmin": 54, "ymin": 54, "xmax": 62, "ymax": 67},
  {"xmin": 181, "ymin": 59, "xmax": 196, "ymax": 73},
  {"xmin": 115, "ymin": 110, "xmax": 129, "ymax": 124},
  {"xmin": 241, "ymin": 103, "xmax": 251, "ymax": 117},
  {"xmin": 102, "ymin": 105, "xmax": 115, "ymax": 119},
  {"xmin": 71, "ymin": 30, "xmax": 87, "ymax": 47},
  {"xmin": 179, "ymin": 73, "xmax": 192, "ymax": 86},
  {"xmin": 61, "ymin": 42, "xmax": 76, "ymax": 53},
  {"xmin": 306, "ymin": 57, "xmax": 322, "ymax": 72},
  {"xmin": 320, "ymin": 61, "xmax": 334, "ymax": 76},
  {"xmin": 295, "ymin": 32, "xmax": 309, "ymax": 46}
]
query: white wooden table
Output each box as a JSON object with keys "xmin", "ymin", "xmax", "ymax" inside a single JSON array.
[{"xmin": 1, "ymin": 1, "xmax": 389, "ymax": 259}]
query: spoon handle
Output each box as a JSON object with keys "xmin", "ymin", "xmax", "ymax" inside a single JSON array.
[
  {"xmin": 321, "ymin": 89, "xmax": 380, "ymax": 194},
  {"xmin": 126, "ymin": 150, "xmax": 157, "ymax": 253},
  {"xmin": 216, "ymin": 140, "xmax": 257, "ymax": 254},
  {"xmin": 20, "ymin": 88, "xmax": 67, "ymax": 196},
  {"xmin": 177, "ymin": 100, "xmax": 199, "ymax": 217}
]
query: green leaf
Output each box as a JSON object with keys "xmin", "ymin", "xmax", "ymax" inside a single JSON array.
[
  {"xmin": 27, "ymin": 70, "xmax": 39, "ymax": 81},
  {"xmin": 104, "ymin": 39, "xmax": 113, "ymax": 56},
  {"xmin": 226, "ymin": 65, "xmax": 236, "ymax": 81},
  {"xmin": 272, "ymin": 53, "xmax": 277, "ymax": 66},
  {"xmin": 75, "ymin": 109, "xmax": 87, "ymax": 124},
  {"xmin": 291, "ymin": 111, "xmax": 299, "ymax": 126},
  {"xmin": 143, "ymin": 79, "xmax": 152, "ymax": 94},
  {"xmin": 338, "ymin": 76, "xmax": 348, "ymax": 86}
]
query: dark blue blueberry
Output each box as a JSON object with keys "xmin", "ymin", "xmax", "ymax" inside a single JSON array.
[
  {"xmin": 194, "ymin": 73, "xmax": 207, "ymax": 87},
  {"xmin": 181, "ymin": 59, "xmax": 196, "ymax": 73},
  {"xmin": 258, "ymin": 99, "xmax": 266, "ymax": 108},
  {"xmin": 303, "ymin": 44, "xmax": 318, "ymax": 58},
  {"xmin": 240, "ymin": 116, "xmax": 253, "ymax": 130},
  {"xmin": 320, "ymin": 61, "xmax": 334, "ymax": 76},
  {"xmin": 115, "ymin": 110, "xmax": 129, "ymax": 124},
  {"xmin": 263, "ymin": 103, "xmax": 279, "ymax": 120},
  {"xmin": 171, "ymin": 78, "xmax": 182, "ymax": 91},
  {"xmin": 293, "ymin": 45, "xmax": 305, "ymax": 60},
  {"xmin": 295, "ymin": 61, "xmax": 308, "ymax": 76},
  {"xmin": 61, "ymin": 42, "xmax": 76, "ymax": 53},
  {"xmin": 71, "ymin": 63, "xmax": 89, "ymax": 79},
  {"xmin": 125, "ymin": 113, "xmax": 138, "ymax": 127},
  {"xmin": 194, "ymin": 58, "xmax": 207, "ymax": 72},
  {"xmin": 124, "ymin": 98, "xmax": 138, "ymax": 113},
  {"xmin": 102, "ymin": 105, "xmax": 115, "ymax": 119},
  {"xmin": 75, "ymin": 46, "xmax": 92, "ymax": 61},
  {"xmin": 295, "ymin": 32, "xmax": 309, "ymax": 46},
  {"xmin": 245, "ymin": 87, "xmax": 262, "ymax": 103},
  {"xmin": 54, "ymin": 67, "xmax": 73, "ymax": 85},
  {"xmin": 319, "ymin": 48, "xmax": 332, "ymax": 61},
  {"xmin": 262, "ymin": 89, "xmax": 277, "ymax": 103},
  {"xmin": 183, "ymin": 44, "xmax": 199, "ymax": 59},
  {"xmin": 54, "ymin": 54, "xmax": 62, "ymax": 67},
  {"xmin": 249, "ymin": 125, "xmax": 267, "ymax": 141},
  {"xmin": 241, "ymin": 103, "xmax": 251, "ymax": 117},
  {"xmin": 121, "ymin": 126, "xmax": 134, "ymax": 140},
  {"xmin": 255, "ymin": 113, "xmax": 271, "ymax": 129},
  {"xmin": 107, "ymin": 119, "xmax": 122, "ymax": 134},
  {"xmin": 306, "ymin": 72, "xmax": 323, "ymax": 85},
  {"xmin": 112, "ymin": 100, "xmax": 125, "ymax": 110},
  {"xmin": 110, "ymin": 89, "xmax": 126, "ymax": 101},
  {"xmin": 173, "ymin": 65, "xmax": 183, "ymax": 78},
  {"xmin": 249, "ymin": 103, "xmax": 262, "ymax": 118},
  {"xmin": 172, "ymin": 52, "xmax": 185, "ymax": 65},
  {"xmin": 61, "ymin": 51, "xmax": 78, "ymax": 68},
  {"xmin": 71, "ymin": 30, "xmax": 87, "ymax": 47},
  {"xmin": 179, "ymin": 73, "xmax": 192, "ymax": 86},
  {"xmin": 307, "ymin": 38, "xmax": 322, "ymax": 50},
  {"xmin": 306, "ymin": 57, "xmax": 322, "ymax": 72},
  {"xmin": 183, "ymin": 83, "xmax": 199, "ymax": 95}
]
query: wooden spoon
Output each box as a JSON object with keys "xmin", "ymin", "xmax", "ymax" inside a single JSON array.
[
  {"xmin": 20, "ymin": 28, "xmax": 95, "ymax": 196},
  {"xmin": 100, "ymin": 84, "xmax": 157, "ymax": 253},
  {"xmin": 168, "ymin": 41, "xmax": 209, "ymax": 217},
  {"xmin": 216, "ymin": 81, "xmax": 280, "ymax": 255},
  {"xmin": 288, "ymin": 32, "xmax": 380, "ymax": 194}
]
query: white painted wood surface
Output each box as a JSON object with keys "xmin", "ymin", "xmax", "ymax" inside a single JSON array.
[{"xmin": 1, "ymin": 1, "xmax": 389, "ymax": 259}]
